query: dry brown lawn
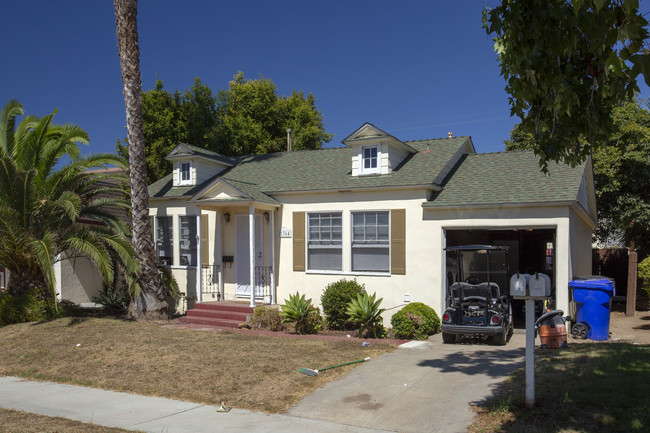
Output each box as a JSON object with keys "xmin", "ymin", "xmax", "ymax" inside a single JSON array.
[
  {"xmin": 0, "ymin": 317, "xmax": 396, "ymax": 413},
  {"xmin": 0, "ymin": 408, "xmax": 142, "ymax": 433}
]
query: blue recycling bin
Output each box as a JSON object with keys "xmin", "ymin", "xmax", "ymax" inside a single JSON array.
[{"xmin": 569, "ymin": 278, "xmax": 615, "ymax": 341}]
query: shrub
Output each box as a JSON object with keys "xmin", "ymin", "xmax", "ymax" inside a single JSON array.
[
  {"xmin": 321, "ymin": 279, "xmax": 366, "ymax": 329},
  {"xmin": 280, "ymin": 292, "xmax": 322, "ymax": 334},
  {"xmin": 346, "ymin": 292, "xmax": 386, "ymax": 338},
  {"xmin": 0, "ymin": 290, "xmax": 53, "ymax": 326},
  {"xmin": 252, "ymin": 305, "xmax": 285, "ymax": 332},
  {"xmin": 391, "ymin": 302, "xmax": 441, "ymax": 339},
  {"xmin": 639, "ymin": 256, "xmax": 650, "ymax": 298}
]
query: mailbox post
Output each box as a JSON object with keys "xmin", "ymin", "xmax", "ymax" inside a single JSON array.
[{"xmin": 510, "ymin": 273, "xmax": 551, "ymax": 408}]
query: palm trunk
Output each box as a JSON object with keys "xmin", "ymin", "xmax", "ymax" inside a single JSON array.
[{"xmin": 115, "ymin": 0, "xmax": 168, "ymax": 319}]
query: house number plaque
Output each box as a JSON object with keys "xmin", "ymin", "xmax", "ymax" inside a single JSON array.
[{"xmin": 280, "ymin": 227, "xmax": 292, "ymax": 238}]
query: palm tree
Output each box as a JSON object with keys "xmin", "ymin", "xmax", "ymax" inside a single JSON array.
[
  {"xmin": 114, "ymin": 0, "xmax": 168, "ymax": 319},
  {"xmin": 0, "ymin": 100, "xmax": 139, "ymax": 302}
]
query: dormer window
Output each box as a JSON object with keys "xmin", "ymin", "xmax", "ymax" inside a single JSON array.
[
  {"xmin": 179, "ymin": 162, "xmax": 192, "ymax": 185},
  {"xmin": 360, "ymin": 145, "xmax": 380, "ymax": 175}
]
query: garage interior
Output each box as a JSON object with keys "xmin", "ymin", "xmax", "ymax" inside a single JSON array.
[{"xmin": 445, "ymin": 228, "xmax": 556, "ymax": 327}]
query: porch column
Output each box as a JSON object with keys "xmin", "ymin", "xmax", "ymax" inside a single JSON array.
[
  {"xmin": 217, "ymin": 211, "xmax": 223, "ymax": 300},
  {"xmin": 249, "ymin": 205, "xmax": 256, "ymax": 307},
  {"xmin": 196, "ymin": 212, "xmax": 202, "ymax": 303},
  {"xmin": 270, "ymin": 209, "xmax": 275, "ymax": 305}
]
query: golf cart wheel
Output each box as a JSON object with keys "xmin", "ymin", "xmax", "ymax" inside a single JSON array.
[
  {"xmin": 571, "ymin": 322, "xmax": 589, "ymax": 339},
  {"xmin": 492, "ymin": 331, "xmax": 507, "ymax": 346},
  {"xmin": 442, "ymin": 332, "xmax": 457, "ymax": 344}
]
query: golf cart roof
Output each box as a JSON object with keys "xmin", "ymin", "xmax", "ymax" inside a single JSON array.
[{"xmin": 445, "ymin": 245, "xmax": 509, "ymax": 252}]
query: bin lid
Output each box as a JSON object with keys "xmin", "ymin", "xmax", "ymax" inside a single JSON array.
[{"xmin": 569, "ymin": 278, "xmax": 615, "ymax": 293}]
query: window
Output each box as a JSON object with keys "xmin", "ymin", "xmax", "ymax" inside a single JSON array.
[
  {"xmin": 361, "ymin": 146, "xmax": 380, "ymax": 174},
  {"xmin": 179, "ymin": 162, "xmax": 191, "ymax": 185},
  {"xmin": 179, "ymin": 216, "xmax": 197, "ymax": 266},
  {"xmin": 308, "ymin": 212, "xmax": 342, "ymax": 271},
  {"xmin": 156, "ymin": 216, "xmax": 173, "ymax": 266},
  {"xmin": 352, "ymin": 211, "xmax": 389, "ymax": 272}
]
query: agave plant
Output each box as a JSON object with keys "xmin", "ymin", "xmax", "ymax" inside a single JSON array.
[
  {"xmin": 280, "ymin": 292, "xmax": 321, "ymax": 334},
  {"xmin": 346, "ymin": 292, "xmax": 386, "ymax": 338}
]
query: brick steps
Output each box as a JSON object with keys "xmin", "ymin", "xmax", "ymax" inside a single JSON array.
[{"xmin": 181, "ymin": 302, "xmax": 255, "ymax": 329}]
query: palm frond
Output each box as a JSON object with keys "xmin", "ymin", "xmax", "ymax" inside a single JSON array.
[{"xmin": 0, "ymin": 99, "xmax": 24, "ymax": 158}]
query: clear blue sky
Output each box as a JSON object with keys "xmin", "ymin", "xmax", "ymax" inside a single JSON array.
[{"xmin": 3, "ymin": 1, "xmax": 650, "ymax": 157}]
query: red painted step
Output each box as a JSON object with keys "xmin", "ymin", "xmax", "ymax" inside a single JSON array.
[{"xmin": 181, "ymin": 302, "xmax": 258, "ymax": 329}]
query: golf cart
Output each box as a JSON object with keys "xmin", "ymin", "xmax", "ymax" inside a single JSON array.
[{"xmin": 441, "ymin": 245, "xmax": 513, "ymax": 345}]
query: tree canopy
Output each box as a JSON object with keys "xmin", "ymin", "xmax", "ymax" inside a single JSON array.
[
  {"xmin": 117, "ymin": 72, "xmax": 333, "ymax": 184},
  {"xmin": 116, "ymin": 77, "xmax": 219, "ymax": 184},
  {"xmin": 505, "ymin": 98, "xmax": 650, "ymax": 255},
  {"xmin": 484, "ymin": 0, "xmax": 650, "ymax": 169}
]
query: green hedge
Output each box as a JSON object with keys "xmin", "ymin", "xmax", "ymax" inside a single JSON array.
[{"xmin": 391, "ymin": 302, "xmax": 440, "ymax": 339}]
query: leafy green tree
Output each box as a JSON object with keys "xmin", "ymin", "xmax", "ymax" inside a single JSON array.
[
  {"xmin": 505, "ymin": 99, "xmax": 650, "ymax": 254},
  {"xmin": 215, "ymin": 71, "xmax": 333, "ymax": 156},
  {"xmin": 117, "ymin": 72, "xmax": 331, "ymax": 183},
  {"xmin": 0, "ymin": 100, "xmax": 139, "ymax": 303},
  {"xmin": 484, "ymin": 0, "xmax": 650, "ymax": 169},
  {"xmin": 116, "ymin": 77, "xmax": 219, "ymax": 184}
]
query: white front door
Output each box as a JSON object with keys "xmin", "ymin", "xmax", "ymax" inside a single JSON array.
[{"xmin": 235, "ymin": 214, "xmax": 263, "ymax": 297}]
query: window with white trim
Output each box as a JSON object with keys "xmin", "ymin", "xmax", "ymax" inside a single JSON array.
[
  {"xmin": 156, "ymin": 216, "xmax": 173, "ymax": 266},
  {"xmin": 179, "ymin": 216, "xmax": 197, "ymax": 266},
  {"xmin": 308, "ymin": 212, "xmax": 342, "ymax": 271},
  {"xmin": 179, "ymin": 162, "xmax": 191, "ymax": 185},
  {"xmin": 361, "ymin": 146, "xmax": 380, "ymax": 174},
  {"xmin": 352, "ymin": 211, "xmax": 389, "ymax": 272}
]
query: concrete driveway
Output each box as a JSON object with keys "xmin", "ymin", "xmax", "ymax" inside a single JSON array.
[{"xmin": 288, "ymin": 332, "xmax": 526, "ymax": 433}]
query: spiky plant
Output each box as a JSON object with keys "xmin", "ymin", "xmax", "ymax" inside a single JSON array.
[{"xmin": 346, "ymin": 292, "xmax": 386, "ymax": 338}]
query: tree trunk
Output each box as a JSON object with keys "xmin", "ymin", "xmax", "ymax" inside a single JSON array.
[
  {"xmin": 6, "ymin": 266, "xmax": 48, "ymax": 299},
  {"xmin": 114, "ymin": 0, "xmax": 168, "ymax": 319}
]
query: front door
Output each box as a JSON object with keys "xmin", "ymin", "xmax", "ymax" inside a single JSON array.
[{"xmin": 235, "ymin": 214, "xmax": 263, "ymax": 297}]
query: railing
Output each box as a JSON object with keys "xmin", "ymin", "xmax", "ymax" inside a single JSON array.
[
  {"xmin": 201, "ymin": 264, "xmax": 221, "ymax": 300},
  {"xmin": 255, "ymin": 266, "xmax": 273, "ymax": 301}
]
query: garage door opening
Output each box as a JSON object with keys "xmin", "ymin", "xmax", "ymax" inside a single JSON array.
[{"xmin": 445, "ymin": 228, "xmax": 556, "ymax": 327}]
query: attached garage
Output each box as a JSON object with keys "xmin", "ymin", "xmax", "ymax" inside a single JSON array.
[{"xmin": 424, "ymin": 151, "xmax": 598, "ymax": 317}]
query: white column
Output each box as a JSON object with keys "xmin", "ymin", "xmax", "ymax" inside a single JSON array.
[
  {"xmin": 270, "ymin": 209, "xmax": 275, "ymax": 305},
  {"xmin": 249, "ymin": 205, "xmax": 256, "ymax": 308},
  {"xmin": 196, "ymin": 213, "xmax": 202, "ymax": 304},
  {"xmin": 217, "ymin": 211, "xmax": 223, "ymax": 301}
]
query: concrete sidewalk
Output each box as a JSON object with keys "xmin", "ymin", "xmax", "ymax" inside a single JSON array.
[{"xmin": 0, "ymin": 376, "xmax": 390, "ymax": 433}]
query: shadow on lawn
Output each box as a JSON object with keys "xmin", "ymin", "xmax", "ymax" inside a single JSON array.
[{"xmin": 469, "ymin": 343, "xmax": 650, "ymax": 433}]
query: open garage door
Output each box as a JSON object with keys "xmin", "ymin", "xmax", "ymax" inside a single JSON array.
[{"xmin": 445, "ymin": 228, "xmax": 556, "ymax": 327}]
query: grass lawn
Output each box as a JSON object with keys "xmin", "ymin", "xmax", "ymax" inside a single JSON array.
[
  {"xmin": 0, "ymin": 317, "xmax": 396, "ymax": 413},
  {"xmin": 469, "ymin": 343, "xmax": 650, "ymax": 433},
  {"xmin": 0, "ymin": 408, "xmax": 143, "ymax": 433}
]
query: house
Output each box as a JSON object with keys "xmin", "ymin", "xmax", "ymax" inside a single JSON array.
[{"xmin": 148, "ymin": 123, "xmax": 597, "ymax": 323}]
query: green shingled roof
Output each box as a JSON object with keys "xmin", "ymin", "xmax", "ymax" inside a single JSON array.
[
  {"xmin": 149, "ymin": 136, "xmax": 471, "ymax": 200},
  {"xmin": 423, "ymin": 150, "xmax": 586, "ymax": 208}
]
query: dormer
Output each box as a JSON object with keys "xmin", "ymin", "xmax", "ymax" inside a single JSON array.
[
  {"xmin": 166, "ymin": 143, "xmax": 233, "ymax": 187},
  {"xmin": 343, "ymin": 123, "xmax": 417, "ymax": 176}
]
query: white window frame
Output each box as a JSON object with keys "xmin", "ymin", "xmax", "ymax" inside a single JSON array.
[
  {"xmin": 359, "ymin": 145, "xmax": 380, "ymax": 175},
  {"xmin": 307, "ymin": 212, "xmax": 343, "ymax": 272},
  {"xmin": 179, "ymin": 161, "xmax": 192, "ymax": 185},
  {"xmin": 351, "ymin": 211, "xmax": 390, "ymax": 272}
]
